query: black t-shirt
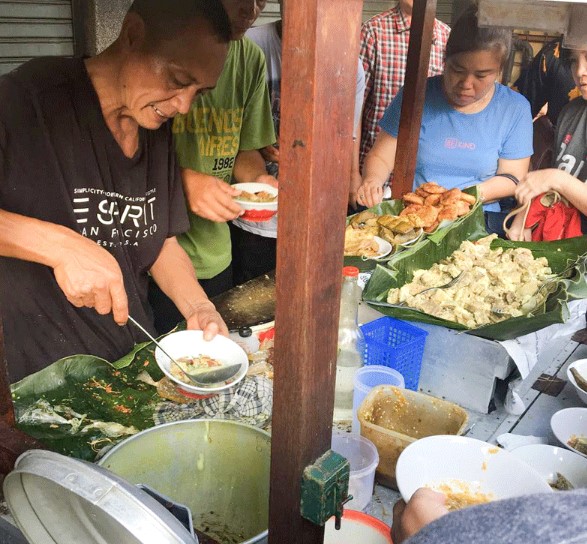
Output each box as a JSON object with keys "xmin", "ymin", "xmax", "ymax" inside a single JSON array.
[
  {"xmin": 0, "ymin": 57, "xmax": 189, "ymax": 381},
  {"xmin": 555, "ymin": 97, "xmax": 587, "ymax": 232},
  {"xmin": 515, "ymin": 38, "xmax": 577, "ymax": 125}
]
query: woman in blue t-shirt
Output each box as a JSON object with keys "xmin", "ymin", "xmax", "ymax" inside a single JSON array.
[{"xmin": 357, "ymin": 6, "xmax": 533, "ymax": 234}]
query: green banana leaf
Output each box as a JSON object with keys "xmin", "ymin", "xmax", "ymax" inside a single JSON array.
[
  {"xmin": 11, "ymin": 341, "xmax": 165, "ymax": 461},
  {"xmin": 344, "ymin": 187, "xmax": 484, "ymax": 272},
  {"xmin": 364, "ymin": 235, "xmax": 587, "ymax": 341}
]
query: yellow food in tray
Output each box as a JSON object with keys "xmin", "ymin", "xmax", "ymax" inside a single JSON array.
[
  {"xmin": 344, "ymin": 227, "xmax": 380, "ymax": 257},
  {"xmin": 387, "ymin": 235, "xmax": 552, "ymax": 328},
  {"xmin": 344, "ymin": 210, "xmax": 422, "ymax": 256}
]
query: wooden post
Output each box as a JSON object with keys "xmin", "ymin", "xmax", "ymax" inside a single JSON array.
[
  {"xmin": 392, "ymin": 0, "xmax": 438, "ymax": 198},
  {"xmin": 269, "ymin": 0, "xmax": 363, "ymax": 542}
]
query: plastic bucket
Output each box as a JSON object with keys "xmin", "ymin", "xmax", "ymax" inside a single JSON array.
[
  {"xmin": 331, "ymin": 433, "xmax": 379, "ymax": 511},
  {"xmin": 352, "ymin": 365, "xmax": 405, "ymax": 434},
  {"xmin": 99, "ymin": 420, "xmax": 270, "ymax": 543},
  {"xmin": 324, "ymin": 510, "xmax": 391, "ymax": 543}
]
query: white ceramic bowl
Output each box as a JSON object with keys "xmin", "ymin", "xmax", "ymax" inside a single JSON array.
[
  {"xmin": 567, "ymin": 359, "xmax": 587, "ymax": 405},
  {"xmin": 154, "ymin": 330, "xmax": 249, "ymax": 396},
  {"xmin": 511, "ymin": 443, "xmax": 587, "ymax": 489},
  {"xmin": 232, "ymin": 182, "xmax": 278, "ymax": 222},
  {"xmin": 396, "ymin": 435, "xmax": 552, "ymax": 505},
  {"xmin": 551, "ymin": 407, "xmax": 587, "ymax": 459}
]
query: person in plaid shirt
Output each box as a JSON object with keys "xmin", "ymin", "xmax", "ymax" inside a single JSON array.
[{"xmin": 359, "ymin": 0, "xmax": 450, "ymax": 172}]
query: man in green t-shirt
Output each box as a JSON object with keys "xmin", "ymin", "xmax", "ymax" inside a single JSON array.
[{"xmin": 149, "ymin": 0, "xmax": 277, "ymax": 334}]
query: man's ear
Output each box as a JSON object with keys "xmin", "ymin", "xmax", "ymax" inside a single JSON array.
[{"xmin": 119, "ymin": 11, "xmax": 147, "ymax": 52}]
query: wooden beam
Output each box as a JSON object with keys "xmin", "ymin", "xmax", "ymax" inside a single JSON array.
[
  {"xmin": 269, "ymin": 0, "xmax": 363, "ymax": 542},
  {"xmin": 392, "ymin": 0, "xmax": 438, "ymax": 199},
  {"xmin": 477, "ymin": 0, "xmax": 569, "ymax": 33}
]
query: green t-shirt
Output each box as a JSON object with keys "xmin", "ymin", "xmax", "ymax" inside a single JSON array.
[{"xmin": 173, "ymin": 38, "xmax": 276, "ymax": 279}]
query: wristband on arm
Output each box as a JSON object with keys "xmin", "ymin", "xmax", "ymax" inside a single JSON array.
[{"xmin": 495, "ymin": 173, "xmax": 520, "ymax": 186}]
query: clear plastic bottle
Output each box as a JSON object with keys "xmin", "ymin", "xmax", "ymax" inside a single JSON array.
[{"xmin": 333, "ymin": 266, "xmax": 365, "ymax": 422}]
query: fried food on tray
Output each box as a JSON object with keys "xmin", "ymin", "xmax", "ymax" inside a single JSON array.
[
  {"xmin": 349, "ymin": 209, "xmax": 379, "ymax": 228},
  {"xmin": 344, "ymin": 227, "xmax": 380, "ymax": 256},
  {"xmin": 387, "ymin": 234, "xmax": 552, "ymax": 328},
  {"xmin": 403, "ymin": 192, "xmax": 425, "ymax": 206},
  {"xmin": 401, "ymin": 183, "xmax": 477, "ymax": 232},
  {"xmin": 420, "ymin": 181, "xmax": 447, "ymax": 194},
  {"xmin": 438, "ymin": 205, "xmax": 459, "ymax": 222},
  {"xmin": 378, "ymin": 214, "xmax": 420, "ymax": 234},
  {"xmin": 459, "ymin": 192, "xmax": 477, "ymax": 205},
  {"xmin": 345, "ymin": 211, "xmax": 424, "ymax": 256},
  {"xmin": 424, "ymin": 193, "xmax": 442, "ymax": 206},
  {"xmin": 400, "ymin": 204, "xmax": 438, "ymax": 227}
]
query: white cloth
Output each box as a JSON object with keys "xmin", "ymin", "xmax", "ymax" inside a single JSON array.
[{"xmin": 499, "ymin": 298, "xmax": 587, "ymax": 378}]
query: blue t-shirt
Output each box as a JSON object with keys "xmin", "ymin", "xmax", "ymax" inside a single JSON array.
[{"xmin": 379, "ymin": 76, "xmax": 533, "ymax": 212}]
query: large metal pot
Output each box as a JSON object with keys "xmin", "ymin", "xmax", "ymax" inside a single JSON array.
[{"xmin": 99, "ymin": 420, "xmax": 270, "ymax": 544}]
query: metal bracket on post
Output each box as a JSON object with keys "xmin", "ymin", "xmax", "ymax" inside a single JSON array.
[{"xmin": 300, "ymin": 449, "xmax": 352, "ymax": 529}]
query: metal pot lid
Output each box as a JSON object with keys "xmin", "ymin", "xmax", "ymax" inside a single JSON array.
[{"xmin": 3, "ymin": 449, "xmax": 198, "ymax": 544}]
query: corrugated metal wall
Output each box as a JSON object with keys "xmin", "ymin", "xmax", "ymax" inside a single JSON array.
[
  {"xmin": 257, "ymin": 1, "xmax": 454, "ymax": 26},
  {"xmin": 0, "ymin": 0, "xmax": 74, "ymax": 76}
]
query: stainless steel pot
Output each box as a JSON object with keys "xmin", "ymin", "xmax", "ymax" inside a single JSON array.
[{"xmin": 99, "ymin": 419, "xmax": 271, "ymax": 544}]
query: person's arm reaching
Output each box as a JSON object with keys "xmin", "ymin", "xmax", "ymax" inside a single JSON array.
[
  {"xmin": 476, "ymin": 157, "xmax": 531, "ymax": 203},
  {"xmin": 0, "ymin": 209, "xmax": 129, "ymax": 324},
  {"xmin": 391, "ymin": 488, "xmax": 449, "ymax": 544},
  {"xmin": 515, "ymin": 168, "xmax": 587, "ymax": 216},
  {"xmin": 233, "ymin": 149, "xmax": 278, "ymax": 187},
  {"xmin": 149, "ymin": 237, "xmax": 228, "ymax": 339},
  {"xmin": 181, "ymin": 167, "xmax": 243, "ymax": 223},
  {"xmin": 357, "ymin": 131, "xmax": 398, "ymax": 208}
]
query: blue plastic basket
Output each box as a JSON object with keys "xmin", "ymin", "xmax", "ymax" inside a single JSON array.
[{"xmin": 360, "ymin": 316, "xmax": 428, "ymax": 391}]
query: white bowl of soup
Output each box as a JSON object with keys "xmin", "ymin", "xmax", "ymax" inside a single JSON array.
[
  {"xmin": 155, "ymin": 330, "xmax": 249, "ymax": 397},
  {"xmin": 233, "ymin": 182, "xmax": 278, "ymax": 222}
]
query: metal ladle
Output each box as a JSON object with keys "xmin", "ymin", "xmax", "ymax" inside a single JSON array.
[{"xmin": 128, "ymin": 316, "xmax": 242, "ymax": 386}]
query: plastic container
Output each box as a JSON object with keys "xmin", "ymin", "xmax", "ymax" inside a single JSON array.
[
  {"xmin": 360, "ymin": 316, "xmax": 428, "ymax": 391},
  {"xmin": 352, "ymin": 365, "xmax": 405, "ymax": 434},
  {"xmin": 357, "ymin": 385, "xmax": 468, "ymax": 490},
  {"xmin": 331, "ymin": 433, "xmax": 379, "ymax": 511}
]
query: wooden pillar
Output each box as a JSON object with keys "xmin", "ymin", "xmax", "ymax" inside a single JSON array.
[
  {"xmin": 269, "ymin": 0, "xmax": 363, "ymax": 542},
  {"xmin": 392, "ymin": 0, "xmax": 438, "ymax": 198}
]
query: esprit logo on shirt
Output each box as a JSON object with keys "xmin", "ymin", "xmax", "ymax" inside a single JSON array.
[
  {"xmin": 445, "ymin": 138, "xmax": 476, "ymax": 150},
  {"xmin": 72, "ymin": 188, "xmax": 158, "ymax": 247}
]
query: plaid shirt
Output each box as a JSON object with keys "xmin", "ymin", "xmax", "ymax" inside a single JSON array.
[{"xmin": 360, "ymin": 6, "xmax": 451, "ymax": 168}]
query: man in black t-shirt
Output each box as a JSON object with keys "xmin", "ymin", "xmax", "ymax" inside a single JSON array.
[
  {"xmin": 514, "ymin": 37, "xmax": 578, "ymax": 125},
  {"xmin": 0, "ymin": 0, "xmax": 231, "ymax": 381}
]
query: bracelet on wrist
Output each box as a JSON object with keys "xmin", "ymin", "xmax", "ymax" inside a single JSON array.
[{"xmin": 495, "ymin": 173, "xmax": 520, "ymax": 186}]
